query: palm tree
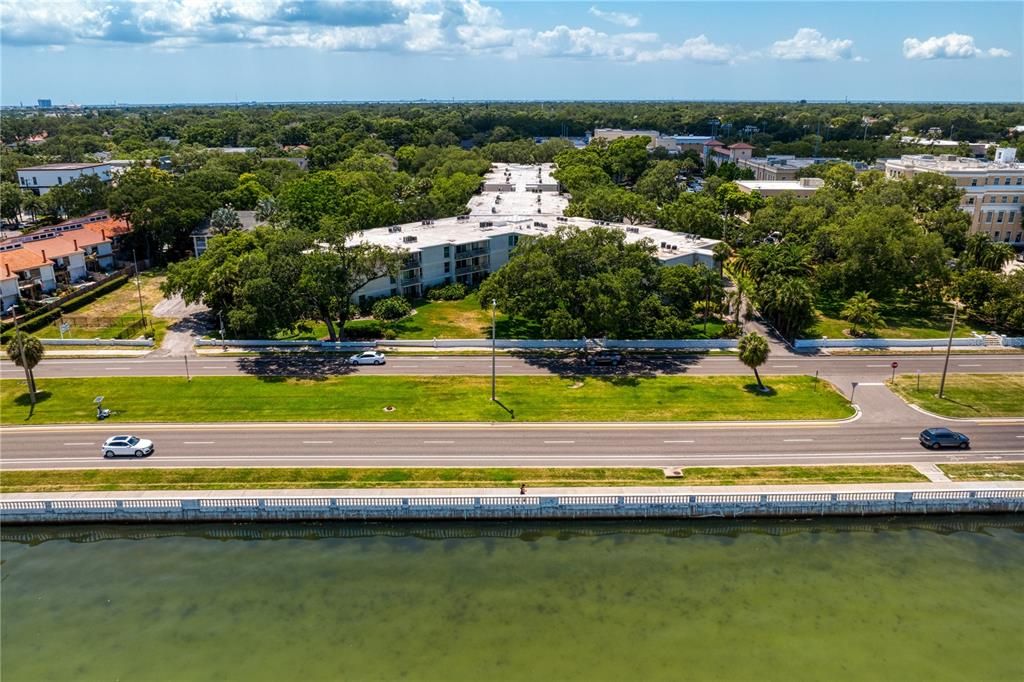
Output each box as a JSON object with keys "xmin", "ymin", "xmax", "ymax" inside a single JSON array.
[
  {"xmin": 695, "ymin": 264, "xmax": 720, "ymax": 334},
  {"xmin": 840, "ymin": 291, "xmax": 884, "ymax": 336},
  {"xmin": 712, "ymin": 242, "xmax": 733, "ymax": 277},
  {"xmin": 6, "ymin": 331, "xmax": 45, "ymax": 411},
  {"xmin": 985, "ymin": 242, "xmax": 1016, "ymax": 272},
  {"xmin": 738, "ymin": 331, "xmax": 770, "ymax": 391}
]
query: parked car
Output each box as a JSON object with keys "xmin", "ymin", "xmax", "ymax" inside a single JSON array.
[
  {"xmin": 586, "ymin": 351, "xmax": 622, "ymax": 367},
  {"xmin": 918, "ymin": 427, "xmax": 970, "ymax": 450},
  {"xmin": 348, "ymin": 350, "xmax": 386, "ymax": 365},
  {"xmin": 102, "ymin": 435, "xmax": 154, "ymax": 458}
]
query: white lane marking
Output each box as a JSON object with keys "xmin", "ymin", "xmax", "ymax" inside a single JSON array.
[
  {"xmin": 858, "ymin": 382, "xmax": 885, "ymax": 386},
  {"xmin": 1017, "ymin": 435, "xmax": 1024, "ymax": 438},
  {"xmin": 783, "ymin": 438, "xmax": 813, "ymax": 442},
  {"xmin": 302, "ymin": 440, "xmax": 333, "ymax": 444},
  {"xmin": 900, "ymin": 437, "xmax": 918, "ymax": 440},
  {"xmin": 865, "ymin": 364, "xmax": 891, "ymax": 368},
  {"xmin": 543, "ymin": 440, "xmax": 576, "ymax": 444},
  {"xmin": 200, "ymin": 365, "xmax": 226, "ymax": 369},
  {"xmin": 985, "ymin": 456, "xmax": 1003, "ymax": 460},
  {"xmin": 423, "ymin": 440, "xmax": 455, "ymax": 444},
  {"xmin": 664, "ymin": 440, "xmax": 695, "ymax": 444},
  {"xmin": 5, "ymin": 450, "xmax": 1024, "ymax": 465},
  {"xmin": 957, "ymin": 364, "xmax": 982, "ymax": 367},
  {"xmin": 62, "ymin": 442, "xmax": 94, "ymax": 446},
  {"xmin": 182, "ymin": 441, "xmax": 215, "ymax": 445},
  {"xmin": 104, "ymin": 367, "xmax": 131, "ymax": 370},
  {"xmin": 772, "ymin": 365, "xmax": 799, "ymax": 368}
]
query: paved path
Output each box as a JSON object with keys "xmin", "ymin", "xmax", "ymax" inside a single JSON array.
[{"xmin": 4, "ymin": 480, "xmax": 1022, "ymax": 501}]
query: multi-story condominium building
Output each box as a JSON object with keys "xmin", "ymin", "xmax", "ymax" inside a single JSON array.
[
  {"xmin": 350, "ymin": 215, "xmax": 719, "ymax": 304},
  {"xmin": 16, "ymin": 162, "xmax": 114, "ymax": 195},
  {"xmin": 884, "ymin": 148, "xmax": 1023, "ymax": 243}
]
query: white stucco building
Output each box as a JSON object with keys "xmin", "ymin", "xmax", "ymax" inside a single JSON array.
[{"xmin": 16, "ymin": 162, "xmax": 114, "ymax": 195}]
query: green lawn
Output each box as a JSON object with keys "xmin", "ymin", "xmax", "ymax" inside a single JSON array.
[
  {"xmin": 890, "ymin": 374, "xmax": 1024, "ymax": 418},
  {"xmin": 273, "ymin": 293, "xmax": 728, "ymax": 342},
  {"xmin": 0, "ymin": 464, "xmax": 925, "ymax": 493},
  {"xmin": 809, "ymin": 300, "xmax": 974, "ymax": 340},
  {"xmin": 938, "ymin": 463, "xmax": 1024, "ymax": 482},
  {"xmin": 0, "ymin": 375, "xmax": 852, "ymax": 424},
  {"xmin": 32, "ymin": 271, "xmax": 171, "ymax": 343}
]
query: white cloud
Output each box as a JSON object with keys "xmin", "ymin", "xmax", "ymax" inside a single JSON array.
[
  {"xmin": 769, "ymin": 28, "xmax": 855, "ymax": 61},
  {"xmin": 588, "ymin": 6, "xmax": 639, "ymax": 28},
  {"xmin": 902, "ymin": 32, "xmax": 1011, "ymax": 60},
  {"xmin": 636, "ymin": 35, "xmax": 736, "ymax": 64}
]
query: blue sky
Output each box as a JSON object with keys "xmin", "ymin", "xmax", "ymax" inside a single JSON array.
[{"xmin": 1, "ymin": 1, "xmax": 1021, "ymax": 105}]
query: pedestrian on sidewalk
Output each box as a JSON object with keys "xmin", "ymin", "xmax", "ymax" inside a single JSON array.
[{"xmin": 519, "ymin": 483, "xmax": 526, "ymax": 496}]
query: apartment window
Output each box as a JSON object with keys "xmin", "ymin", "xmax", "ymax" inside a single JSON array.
[
  {"xmin": 32, "ymin": 177, "xmax": 37, "ymax": 185},
  {"xmin": 444, "ymin": 262, "xmax": 450, "ymax": 274},
  {"xmin": 57, "ymin": 177, "xmax": 62, "ymax": 185},
  {"xmin": 19, "ymin": 177, "xmax": 25, "ymax": 185},
  {"xmin": 1014, "ymin": 197, "xmax": 1020, "ymax": 203},
  {"xmin": 1016, "ymin": 177, "xmax": 1022, "ymax": 185},
  {"xmin": 970, "ymin": 178, "xmax": 977, "ymax": 186},
  {"xmin": 1002, "ymin": 196, "xmax": 1008, "ymax": 203},
  {"xmin": 508, "ymin": 235, "xmax": 518, "ymax": 247},
  {"xmin": 443, "ymin": 246, "xmax": 450, "ymax": 258},
  {"xmin": 1015, "ymin": 232, "xmax": 1022, "ymax": 242},
  {"xmin": 996, "ymin": 211, "xmax": 1004, "ymax": 223},
  {"xmin": 1006, "ymin": 178, "xmax": 1012, "ymax": 185},
  {"xmin": 1009, "ymin": 212, "xmax": 1018, "ymax": 223},
  {"xmin": 985, "ymin": 212, "xmax": 993, "ymax": 222},
  {"xmin": 967, "ymin": 197, "xmax": 975, "ymax": 205},
  {"xmin": 993, "ymin": 231, "xmax": 1000, "ymax": 240}
]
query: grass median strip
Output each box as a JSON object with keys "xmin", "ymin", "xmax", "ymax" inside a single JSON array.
[
  {"xmin": 938, "ymin": 463, "xmax": 1024, "ymax": 482},
  {"xmin": 0, "ymin": 465, "xmax": 926, "ymax": 493},
  {"xmin": 0, "ymin": 375, "xmax": 852, "ymax": 424},
  {"xmin": 890, "ymin": 374, "xmax": 1024, "ymax": 418}
]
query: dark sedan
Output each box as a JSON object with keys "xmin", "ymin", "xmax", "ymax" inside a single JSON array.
[{"xmin": 919, "ymin": 428, "xmax": 970, "ymax": 450}]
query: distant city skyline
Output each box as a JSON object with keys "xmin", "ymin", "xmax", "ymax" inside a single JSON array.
[{"xmin": 1, "ymin": 1, "xmax": 1021, "ymax": 106}]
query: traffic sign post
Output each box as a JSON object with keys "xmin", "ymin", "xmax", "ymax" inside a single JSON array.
[
  {"xmin": 59, "ymin": 321, "xmax": 70, "ymax": 339},
  {"xmin": 891, "ymin": 361, "xmax": 899, "ymax": 382},
  {"xmin": 850, "ymin": 381, "xmax": 858, "ymax": 404}
]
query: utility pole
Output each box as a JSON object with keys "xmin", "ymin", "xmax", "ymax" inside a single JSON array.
[
  {"xmin": 491, "ymin": 299, "xmax": 497, "ymax": 402},
  {"xmin": 133, "ymin": 250, "xmax": 147, "ymax": 333},
  {"xmin": 938, "ymin": 301, "xmax": 960, "ymax": 399}
]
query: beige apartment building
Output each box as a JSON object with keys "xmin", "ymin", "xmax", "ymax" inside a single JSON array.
[{"xmin": 884, "ymin": 148, "xmax": 1023, "ymax": 244}]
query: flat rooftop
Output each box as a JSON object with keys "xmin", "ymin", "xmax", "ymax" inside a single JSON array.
[
  {"xmin": 351, "ymin": 215, "xmax": 718, "ymax": 263},
  {"xmin": 886, "ymin": 154, "xmax": 1024, "ymax": 172},
  {"xmin": 469, "ymin": 162, "xmax": 568, "ymax": 217},
  {"xmin": 16, "ymin": 162, "xmax": 108, "ymax": 171}
]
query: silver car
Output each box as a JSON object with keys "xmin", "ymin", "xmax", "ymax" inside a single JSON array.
[
  {"xmin": 102, "ymin": 435, "xmax": 154, "ymax": 458},
  {"xmin": 348, "ymin": 351, "xmax": 386, "ymax": 365}
]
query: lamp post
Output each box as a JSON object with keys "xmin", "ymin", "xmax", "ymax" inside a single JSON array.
[
  {"xmin": 491, "ymin": 298, "xmax": 497, "ymax": 402},
  {"xmin": 938, "ymin": 301, "xmax": 961, "ymax": 399},
  {"xmin": 219, "ymin": 310, "xmax": 226, "ymax": 352}
]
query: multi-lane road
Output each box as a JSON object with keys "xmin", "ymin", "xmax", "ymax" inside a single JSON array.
[
  {"xmin": 1, "ymin": 351, "xmax": 1022, "ymax": 471},
  {"xmin": 4, "ymin": 352, "xmax": 1023, "ymax": 379}
]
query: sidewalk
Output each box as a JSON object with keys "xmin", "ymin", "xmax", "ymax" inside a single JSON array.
[{"xmin": 4, "ymin": 479, "xmax": 1022, "ymax": 501}]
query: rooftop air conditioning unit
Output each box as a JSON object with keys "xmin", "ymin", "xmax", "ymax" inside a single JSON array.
[{"xmin": 403, "ymin": 235, "xmax": 418, "ymax": 243}]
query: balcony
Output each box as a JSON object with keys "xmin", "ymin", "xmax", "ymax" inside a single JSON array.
[
  {"xmin": 400, "ymin": 272, "xmax": 421, "ymax": 285},
  {"xmin": 455, "ymin": 245, "xmax": 489, "ymax": 258},
  {"xmin": 455, "ymin": 259, "xmax": 489, "ymax": 276}
]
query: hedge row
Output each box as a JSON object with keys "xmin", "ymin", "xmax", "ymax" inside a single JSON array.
[{"xmin": 1, "ymin": 274, "xmax": 131, "ymax": 343}]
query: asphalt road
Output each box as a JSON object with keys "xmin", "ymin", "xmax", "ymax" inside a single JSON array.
[
  {"xmin": 2, "ymin": 419, "xmax": 1022, "ymax": 470},
  {"xmin": 3, "ymin": 352, "xmax": 1023, "ymax": 380}
]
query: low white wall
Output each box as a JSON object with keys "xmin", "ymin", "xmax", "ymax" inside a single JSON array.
[
  {"xmin": 1002, "ymin": 337, "xmax": 1024, "ymax": 348},
  {"xmin": 41, "ymin": 338, "xmax": 154, "ymax": 347},
  {"xmin": 794, "ymin": 337, "xmax": 985, "ymax": 350},
  {"xmin": 196, "ymin": 338, "xmax": 734, "ymax": 351}
]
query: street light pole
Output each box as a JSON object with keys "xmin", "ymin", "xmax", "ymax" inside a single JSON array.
[
  {"xmin": 491, "ymin": 298, "xmax": 497, "ymax": 402},
  {"xmin": 938, "ymin": 301, "xmax": 960, "ymax": 399}
]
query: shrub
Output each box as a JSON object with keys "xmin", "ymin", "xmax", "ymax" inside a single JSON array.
[
  {"xmin": 371, "ymin": 296, "xmax": 412, "ymax": 321},
  {"xmin": 343, "ymin": 319, "xmax": 383, "ymax": 340},
  {"xmin": 426, "ymin": 282, "xmax": 467, "ymax": 301},
  {"xmin": 721, "ymin": 322, "xmax": 742, "ymax": 339}
]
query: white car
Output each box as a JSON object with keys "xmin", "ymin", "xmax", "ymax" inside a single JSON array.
[
  {"xmin": 348, "ymin": 351, "xmax": 386, "ymax": 365},
  {"xmin": 102, "ymin": 435, "xmax": 154, "ymax": 458}
]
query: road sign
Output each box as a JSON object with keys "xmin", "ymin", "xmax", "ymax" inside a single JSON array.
[
  {"xmin": 94, "ymin": 396, "xmax": 105, "ymax": 404},
  {"xmin": 891, "ymin": 361, "xmax": 899, "ymax": 369},
  {"xmin": 59, "ymin": 322, "xmax": 70, "ymax": 333}
]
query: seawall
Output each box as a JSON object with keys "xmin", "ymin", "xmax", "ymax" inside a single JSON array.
[{"xmin": 3, "ymin": 489, "xmax": 1023, "ymax": 524}]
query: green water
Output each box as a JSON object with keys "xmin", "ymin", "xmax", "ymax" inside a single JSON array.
[{"xmin": 2, "ymin": 518, "xmax": 1022, "ymax": 681}]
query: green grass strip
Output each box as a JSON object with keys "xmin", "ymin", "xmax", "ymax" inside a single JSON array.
[
  {"xmin": 1, "ymin": 375, "xmax": 853, "ymax": 424},
  {"xmin": 938, "ymin": 463, "xmax": 1024, "ymax": 482},
  {"xmin": 0, "ymin": 465, "xmax": 926, "ymax": 493},
  {"xmin": 890, "ymin": 374, "xmax": 1024, "ymax": 418}
]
